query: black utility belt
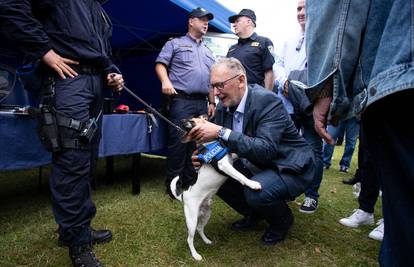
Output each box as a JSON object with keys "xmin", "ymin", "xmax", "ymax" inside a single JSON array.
[
  {"xmin": 174, "ymin": 90, "xmax": 207, "ymax": 101},
  {"xmin": 70, "ymin": 64, "xmax": 103, "ymax": 75}
]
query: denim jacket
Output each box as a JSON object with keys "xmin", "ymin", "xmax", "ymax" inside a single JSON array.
[{"xmin": 305, "ymin": 0, "xmax": 414, "ymax": 119}]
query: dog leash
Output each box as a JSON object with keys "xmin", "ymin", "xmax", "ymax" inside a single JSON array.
[{"xmin": 112, "ymin": 75, "xmax": 187, "ymax": 136}]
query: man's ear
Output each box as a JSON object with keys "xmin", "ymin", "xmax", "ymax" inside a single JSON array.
[{"xmin": 239, "ymin": 74, "xmax": 246, "ymax": 88}]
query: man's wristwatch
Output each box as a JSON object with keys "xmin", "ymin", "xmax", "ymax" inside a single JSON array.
[{"xmin": 217, "ymin": 127, "xmax": 228, "ymax": 139}]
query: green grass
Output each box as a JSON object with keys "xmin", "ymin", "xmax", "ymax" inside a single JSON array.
[{"xmin": 0, "ymin": 145, "xmax": 381, "ymax": 266}]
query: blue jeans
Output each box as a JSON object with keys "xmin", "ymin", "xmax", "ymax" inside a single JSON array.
[{"xmin": 322, "ymin": 117, "xmax": 360, "ymax": 168}]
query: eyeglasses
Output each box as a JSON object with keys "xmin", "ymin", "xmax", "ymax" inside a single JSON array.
[{"xmin": 210, "ymin": 74, "xmax": 241, "ymax": 90}]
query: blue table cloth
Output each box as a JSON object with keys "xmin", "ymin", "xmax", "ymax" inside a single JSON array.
[{"xmin": 0, "ymin": 113, "xmax": 165, "ymax": 170}]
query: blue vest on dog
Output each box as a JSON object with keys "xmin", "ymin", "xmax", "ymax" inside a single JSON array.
[{"xmin": 197, "ymin": 141, "xmax": 228, "ymax": 164}]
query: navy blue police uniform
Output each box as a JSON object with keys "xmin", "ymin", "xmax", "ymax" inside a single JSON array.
[
  {"xmin": 0, "ymin": 0, "xmax": 120, "ymax": 247},
  {"xmin": 156, "ymin": 33, "xmax": 215, "ymax": 189},
  {"xmin": 227, "ymin": 32, "xmax": 274, "ymax": 86}
]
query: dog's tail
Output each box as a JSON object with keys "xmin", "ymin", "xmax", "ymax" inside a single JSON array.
[{"xmin": 170, "ymin": 176, "xmax": 183, "ymax": 201}]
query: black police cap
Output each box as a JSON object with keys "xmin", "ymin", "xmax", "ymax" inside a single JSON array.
[
  {"xmin": 228, "ymin": 9, "xmax": 256, "ymax": 25},
  {"xmin": 189, "ymin": 7, "xmax": 214, "ymax": 20}
]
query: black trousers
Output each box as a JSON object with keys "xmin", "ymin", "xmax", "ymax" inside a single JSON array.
[
  {"xmin": 362, "ymin": 90, "xmax": 414, "ymax": 266},
  {"xmin": 165, "ymin": 97, "xmax": 207, "ymax": 187},
  {"xmin": 49, "ymin": 73, "xmax": 103, "ymax": 247},
  {"xmin": 357, "ymin": 124, "xmax": 380, "ymax": 214}
]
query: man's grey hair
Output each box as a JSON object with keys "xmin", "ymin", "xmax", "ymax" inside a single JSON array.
[{"xmin": 211, "ymin": 57, "xmax": 246, "ymax": 77}]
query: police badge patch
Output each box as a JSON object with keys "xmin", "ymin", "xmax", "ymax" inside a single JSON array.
[{"xmin": 267, "ymin": 45, "xmax": 274, "ymax": 54}]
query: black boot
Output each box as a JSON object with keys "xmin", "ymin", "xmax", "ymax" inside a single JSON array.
[
  {"xmin": 59, "ymin": 229, "xmax": 112, "ymax": 247},
  {"xmin": 69, "ymin": 243, "xmax": 103, "ymax": 267}
]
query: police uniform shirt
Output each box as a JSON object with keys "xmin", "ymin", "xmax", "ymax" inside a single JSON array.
[
  {"xmin": 0, "ymin": 0, "xmax": 117, "ymax": 71},
  {"xmin": 227, "ymin": 32, "xmax": 275, "ymax": 86},
  {"xmin": 156, "ymin": 34, "xmax": 215, "ymax": 95}
]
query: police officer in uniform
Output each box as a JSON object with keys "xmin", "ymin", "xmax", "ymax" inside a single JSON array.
[
  {"xmin": 227, "ymin": 9, "xmax": 275, "ymax": 90},
  {"xmin": 155, "ymin": 7, "xmax": 216, "ymax": 195},
  {"xmin": 0, "ymin": 1, "xmax": 123, "ymax": 266}
]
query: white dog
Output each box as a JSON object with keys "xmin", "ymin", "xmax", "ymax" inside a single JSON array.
[{"xmin": 170, "ymin": 118, "xmax": 261, "ymax": 261}]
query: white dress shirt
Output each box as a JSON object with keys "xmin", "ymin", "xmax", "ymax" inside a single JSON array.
[{"xmin": 273, "ymin": 30, "xmax": 307, "ymax": 114}]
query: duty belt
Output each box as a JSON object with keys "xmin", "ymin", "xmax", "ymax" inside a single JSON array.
[
  {"xmin": 174, "ymin": 89, "xmax": 207, "ymax": 101},
  {"xmin": 70, "ymin": 64, "xmax": 103, "ymax": 75}
]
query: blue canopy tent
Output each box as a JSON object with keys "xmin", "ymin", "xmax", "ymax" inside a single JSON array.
[
  {"xmin": 0, "ymin": 0, "xmax": 234, "ymax": 108},
  {"xmin": 103, "ymin": 0, "xmax": 234, "ymax": 110}
]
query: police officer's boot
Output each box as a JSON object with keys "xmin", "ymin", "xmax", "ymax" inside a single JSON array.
[{"xmin": 69, "ymin": 243, "xmax": 103, "ymax": 267}]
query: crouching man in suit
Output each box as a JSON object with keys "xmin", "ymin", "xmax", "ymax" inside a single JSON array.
[{"xmin": 189, "ymin": 57, "xmax": 316, "ymax": 244}]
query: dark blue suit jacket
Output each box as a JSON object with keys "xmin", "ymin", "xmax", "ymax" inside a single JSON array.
[{"xmin": 214, "ymin": 84, "xmax": 315, "ymax": 198}]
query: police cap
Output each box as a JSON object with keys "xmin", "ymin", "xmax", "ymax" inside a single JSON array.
[
  {"xmin": 189, "ymin": 7, "xmax": 214, "ymax": 20},
  {"xmin": 228, "ymin": 9, "xmax": 256, "ymax": 26}
]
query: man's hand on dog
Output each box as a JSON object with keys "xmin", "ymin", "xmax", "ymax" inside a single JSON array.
[
  {"xmin": 188, "ymin": 120, "xmax": 221, "ymax": 144},
  {"xmin": 191, "ymin": 150, "xmax": 202, "ymax": 170}
]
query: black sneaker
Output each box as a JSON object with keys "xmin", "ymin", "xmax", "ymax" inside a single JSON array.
[
  {"xmin": 299, "ymin": 197, "xmax": 318, "ymax": 214},
  {"xmin": 69, "ymin": 243, "xmax": 103, "ymax": 267}
]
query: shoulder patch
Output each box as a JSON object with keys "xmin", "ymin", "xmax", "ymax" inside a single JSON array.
[{"xmin": 267, "ymin": 45, "xmax": 274, "ymax": 53}]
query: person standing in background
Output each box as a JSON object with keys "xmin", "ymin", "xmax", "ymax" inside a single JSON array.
[
  {"xmin": 274, "ymin": 0, "xmax": 323, "ymax": 214},
  {"xmin": 306, "ymin": 0, "xmax": 414, "ymax": 265},
  {"xmin": 227, "ymin": 9, "xmax": 275, "ymax": 90},
  {"xmin": 155, "ymin": 7, "xmax": 216, "ymax": 196}
]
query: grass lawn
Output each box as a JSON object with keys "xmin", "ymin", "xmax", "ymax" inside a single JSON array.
[{"xmin": 0, "ymin": 145, "xmax": 381, "ymax": 266}]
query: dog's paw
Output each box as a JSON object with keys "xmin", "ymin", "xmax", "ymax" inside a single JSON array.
[
  {"xmin": 192, "ymin": 253, "xmax": 203, "ymax": 261},
  {"xmin": 246, "ymin": 180, "xmax": 262, "ymax": 190},
  {"xmin": 203, "ymin": 238, "xmax": 212, "ymax": 245}
]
